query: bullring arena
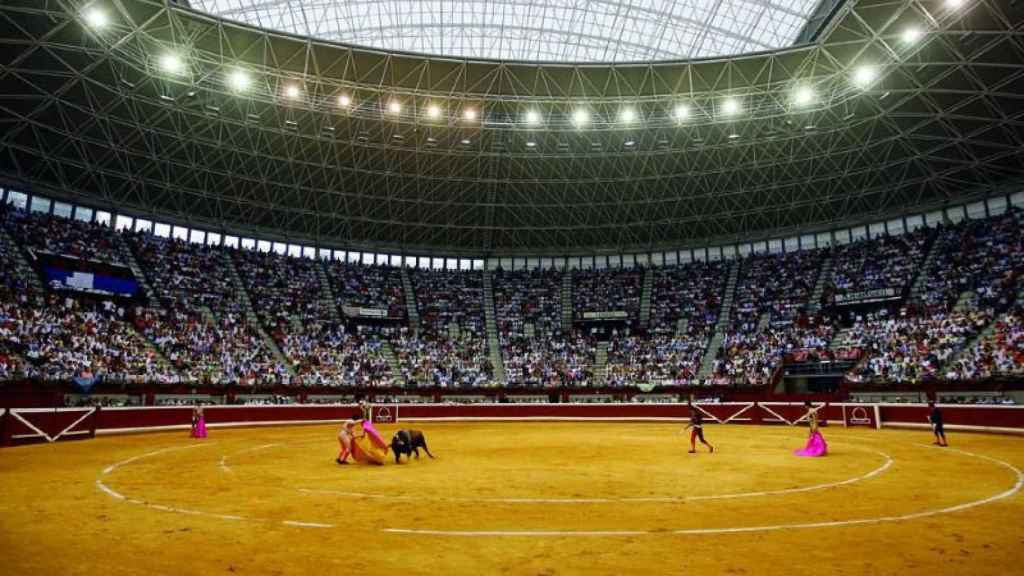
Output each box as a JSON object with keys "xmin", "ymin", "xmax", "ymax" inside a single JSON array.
[
  {"xmin": 2, "ymin": 403, "xmax": 1023, "ymax": 575},
  {"xmin": 3, "ymin": 0, "xmax": 1024, "ymax": 574}
]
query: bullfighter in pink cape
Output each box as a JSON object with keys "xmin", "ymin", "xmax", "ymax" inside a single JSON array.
[{"xmin": 794, "ymin": 401, "xmax": 827, "ymax": 457}]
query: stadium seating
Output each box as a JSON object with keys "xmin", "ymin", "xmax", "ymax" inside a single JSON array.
[
  {"xmin": 1, "ymin": 202, "xmax": 1022, "ymax": 390},
  {"xmin": 325, "ymin": 260, "xmax": 406, "ymax": 319},
  {"xmin": 391, "ymin": 269, "xmax": 494, "ymax": 387},
  {"xmin": 573, "ymin": 268, "xmax": 643, "ymax": 320},
  {"xmin": 3, "ymin": 208, "xmax": 122, "ymax": 264}
]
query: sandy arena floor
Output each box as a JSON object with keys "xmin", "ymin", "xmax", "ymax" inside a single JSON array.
[{"xmin": 1, "ymin": 422, "xmax": 1022, "ymax": 575}]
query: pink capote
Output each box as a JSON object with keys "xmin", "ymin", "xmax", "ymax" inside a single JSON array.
[
  {"xmin": 794, "ymin": 430, "xmax": 827, "ymax": 457},
  {"xmin": 361, "ymin": 418, "xmax": 387, "ymax": 451},
  {"xmin": 190, "ymin": 415, "xmax": 207, "ymax": 439}
]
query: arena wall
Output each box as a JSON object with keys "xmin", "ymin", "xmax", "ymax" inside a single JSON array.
[{"xmin": 2, "ymin": 403, "xmax": 1023, "ymax": 446}]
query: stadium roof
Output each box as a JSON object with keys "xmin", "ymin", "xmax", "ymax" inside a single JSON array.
[
  {"xmin": 186, "ymin": 0, "xmax": 823, "ymax": 63},
  {"xmin": 0, "ymin": 0, "xmax": 1022, "ymax": 256}
]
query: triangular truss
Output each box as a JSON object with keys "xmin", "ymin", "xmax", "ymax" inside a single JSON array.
[{"xmin": 0, "ymin": 0, "xmax": 1022, "ymax": 255}]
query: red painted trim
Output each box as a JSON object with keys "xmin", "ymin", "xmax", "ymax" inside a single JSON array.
[{"xmin": 2, "ymin": 403, "xmax": 1022, "ymax": 446}]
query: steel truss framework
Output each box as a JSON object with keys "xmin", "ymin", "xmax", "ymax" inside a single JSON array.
[
  {"xmin": 186, "ymin": 0, "xmax": 820, "ymax": 63},
  {"xmin": 0, "ymin": 0, "xmax": 1022, "ymax": 256}
]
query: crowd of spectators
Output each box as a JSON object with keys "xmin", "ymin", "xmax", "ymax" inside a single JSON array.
[
  {"xmin": 492, "ymin": 268, "xmax": 592, "ymax": 386},
  {"xmin": 0, "ymin": 206, "xmax": 37, "ymax": 292},
  {"xmin": 391, "ymin": 331, "xmax": 493, "ymax": 387},
  {"xmin": 947, "ymin": 306, "xmax": 1024, "ymax": 380},
  {"xmin": 280, "ymin": 322, "xmax": 394, "ymax": 387},
  {"xmin": 384, "ymin": 269, "xmax": 494, "ymax": 387},
  {"xmin": 128, "ymin": 233, "xmax": 245, "ymax": 315},
  {"xmin": 413, "ymin": 269, "xmax": 485, "ymax": 337},
  {"xmin": 493, "ymin": 268, "xmax": 562, "ymax": 337},
  {"xmin": 573, "ymin": 268, "xmax": 643, "ymax": 319},
  {"xmin": 3, "ymin": 208, "xmax": 122, "ymax": 263},
  {"xmin": 915, "ymin": 212, "xmax": 1023, "ymax": 314},
  {"xmin": 503, "ymin": 332, "xmax": 595, "ymax": 387},
  {"xmin": 4, "ymin": 200, "xmax": 1024, "ymax": 392},
  {"xmin": 234, "ymin": 248, "xmax": 329, "ymax": 327},
  {"xmin": 710, "ymin": 320, "xmax": 834, "ymax": 386},
  {"xmin": 605, "ymin": 334, "xmax": 705, "ymax": 387},
  {"xmin": 650, "ymin": 261, "xmax": 726, "ymax": 335},
  {"xmin": 840, "ymin": 308, "xmax": 991, "ymax": 384},
  {"xmin": 134, "ymin": 307, "xmax": 288, "ymax": 385},
  {"xmin": 733, "ymin": 250, "xmax": 825, "ymax": 329},
  {"xmin": 128, "ymin": 234, "xmax": 286, "ymax": 385},
  {"xmin": 1, "ymin": 289, "xmax": 170, "ymax": 382},
  {"xmin": 827, "ymin": 229, "xmax": 930, "ymax": 299},
  {"xmin": 325, "ymin": 260, "xmax": 406, "ymax": 319}
]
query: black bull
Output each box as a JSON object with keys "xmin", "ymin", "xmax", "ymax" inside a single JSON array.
[{"xmin": 390, "ymin": 429, "xmax": 434, "ymax": 463}]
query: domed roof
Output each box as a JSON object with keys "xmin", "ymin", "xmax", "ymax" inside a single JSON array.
[{"xmin": 188, "ymin": 0, "xmax": 822, "ymax": 62}]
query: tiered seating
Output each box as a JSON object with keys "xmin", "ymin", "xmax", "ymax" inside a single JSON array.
[
  {"xmin": 493, "ymin": 268, "xmax": 594, "ymax": 386},
  {"xmin": 916, "ymin": 213, "xmax": 1023, "ymax": 313},
  {"xmin": 325, "ymin": 261, "xmax": 405, "ymax": 319},
  {"xmin": 950, "ymin": 307, "xmax": 1024, "ymax": 380},
  {"xmin": 650, "ymin": 261, "xmax": 727, "ymax": 336},
  {"xmin": 605, "ymin": 335, "xmax": 704, "ymax": 387},
  {"xmin": 0, "ymin": 212, "xmax": 34, "ymax": 292},
  {"xmin": 502, "ymin": 332, "xmax": 595, "ymax": 387},
  {"xmin": 708, "ymin": 251, "xmax": 829, "ymax": 386},
  {"xmin": 127, "ymin": 233, "xmax": 285, "ymax": 384},
  {"xmin": 493, "ymin": 268, "xmax": 562, "ymax": 337},
  {"xmin": 4, "ymin": 208, "xmax": 121, "ymax": 263},
  {"xmin": 391, "ymin": 269, "xmax": 492, "ymax": 387},
  {"xmin": 2, "ymin": 201, "xmax": 1023, "ymax": 390},
  {"xmin": 711, "ymin": 322, "xmax": 834, "ymax": 386},
  {"xmin": 127, "ymin": 233, "xmax": 244, "ymax": 314},
  {"xmin": 840, "ymin": 309, "xmax": 990, "ymax": 384},
  {"xmin": 573, "ymin": 268, "xmax": 643, "ymax": 319},
  {"xmin": 733, "ymin": 250, "xmax": 824, "ymax": 329},
  {"xmin": 134, "ymin": 307, "xmax": 286, "ymax": 385},
  {"xmin": 233, "ymin": 249, "xmax": 329, "ymax": 327},
  {"xmin": 1, "ymin": 290, "xmax": 169, "ymax": 382},
  {"xmin": 279, "ymin": 323, "xmax": 393, "ymax": 387},
  {"xmin": 827, "ymin": 229, "xmax": 930, "ymax": 300}
]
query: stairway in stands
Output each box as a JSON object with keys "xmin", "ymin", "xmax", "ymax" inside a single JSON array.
[
  {"xmin": 380, "ymin": 341, "xmax": 403, "ymax": 385},
  {"xmin": 114, "ymin": 235, "xmax": 160, "ymax": 307},
  {"xmin": 594, "ymin": 341, "xmax": 610, "ymax": 384},
  {"xmin": 638, "ymin": 266, "xmax": 655, "ymax": 328},
  {"xmin": 561, "ymin": 271, "xmax": 573, "ymax": 329},
  {"xmin": 0, "ymin": 222, "xmax": 43, "ymax": 291},
  {"xmin": 400, "ymin": 267, "xmax": 420, "ymax": 334},
  {"xmin": 910, "ymin": 229, "xmax": 944, "ymax": 299},
  {"xmin": 315, "ymin": 260, "xmax": 341, "ymax": 322},
  {"xmin": 222, "ymin": 251, "xmax": 296, "ymax": 378},
  {"xmin": 697, "ymin": 259, "xmax": 740, "ymax": 379},
  {"xmin": 482, "ymin": 269, "xmax": 506, "ymax": 384},
  {"xmin": 808, "ymin": 251, "xmax": 833, "ymax": 313},
  {"xmin": 675, "ymin": 318, "xmax": 689, "ymax": 337},
  {"xmin": 949, "ymin": 277, "xmax": 1024, "ymax": 367}
]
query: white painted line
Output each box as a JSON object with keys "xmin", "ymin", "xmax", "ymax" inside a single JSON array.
[
  {"xmin": 282, "ymin": 520, "xmax": 334, "ymax": 528},
  {"xmin": 381, "ymin": 445, "xmax": 1023, "ymax": 537},
  {"xmin": 384, "ymin": 528, "xmax": 648, "ymax": 537},
  {"xmin": 300, "ymin": 446, "xmax": 893, "ymax": 505},
  {"xmin": 218, "ymin": 443, "xmax": 282, "ymax": 473},
  {"xmin": 95, "ymin": 479, "xmax": 125, "ymax": 500}
]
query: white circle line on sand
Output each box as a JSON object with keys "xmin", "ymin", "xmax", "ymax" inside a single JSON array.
[
  {"xmin": 299, "ymin": 445, "xmax": 893, "ymax": 505},
  {"xmin": 381, "ymin": 445, "xmax": 1024, "ymax": 537},
  {"xmin": 96, "ymin": 442, "xmax": 336, "ymax": 529},
  {"xmin": 219, "ymin": 443, "xmax": 283, "ymax": 473}
]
